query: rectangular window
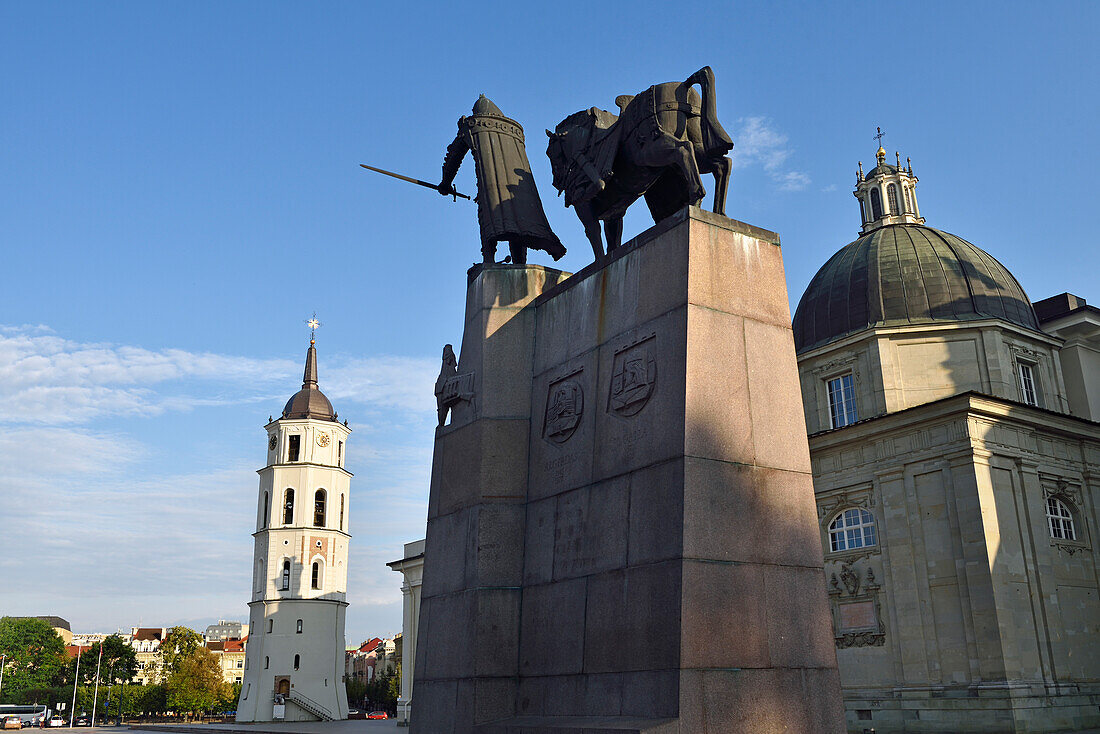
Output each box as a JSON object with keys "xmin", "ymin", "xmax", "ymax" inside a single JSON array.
[
  {"xmin": 267, "ymin": 619, "xmax": 273, "ymax": 633},
  {"xmin": 338, "ymin": 441, "xmax": 343, "ymax": 467},
  {"xmin": 827, "ymin": 374, "xmax": 858, "ymax": 428},
  {"xmin": 1018, "ymin": 362, "xmax": 1038, "ymax": 406},
  {"xmin": 288, "ymin": 435, "xmax": 301, "ymax": 462}
]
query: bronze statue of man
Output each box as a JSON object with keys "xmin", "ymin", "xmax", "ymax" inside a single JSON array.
[{"xmin": 438, "ymin": 95, "xmax": 565, "ymax": 265}]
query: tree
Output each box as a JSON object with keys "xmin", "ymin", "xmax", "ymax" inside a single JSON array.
[
  {"xmin": 165, "ymin": 647, "xmax": 227, "ymax": 717},
  {"xmin": 217, "ymin": 681, "xmax": 241, "ymax": 713},
  {"xmin": 73, "ymin": 635, "xmax": 138, "ymax": 686},
  {"xmin": 158, "ymin": 627, "xmax": 203, "ymax": 681},
  {"xmin": 0, "ymin": 617, "xmax": 67, "ymax": 702}
]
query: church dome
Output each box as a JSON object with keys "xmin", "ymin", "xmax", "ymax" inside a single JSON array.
[
  {"xmin": 793, "ymin": 224, "xmax": 1041, "ymax": 353},
  {"xmin": 282, "ymin": 342, "xmax": 338, "ymax": 421}
]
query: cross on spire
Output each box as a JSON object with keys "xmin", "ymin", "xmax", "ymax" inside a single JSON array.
[
  {"xmin": 305, "ymin": 312, "xmax": 322, "ymax": 345},
  {"xmin": 873, "ymin": 126, "xmax": 886, "ymax": 146}
]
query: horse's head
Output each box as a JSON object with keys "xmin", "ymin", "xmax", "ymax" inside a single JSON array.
[{"xmin": 545, "ymin": 128, "xmax": 569, "ymax": 194}]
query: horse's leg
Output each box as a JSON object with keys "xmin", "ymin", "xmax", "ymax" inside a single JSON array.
[
  {"xmin": 604, "ymin": 217, "xmax": 623, "ymax": 252},
  {"xmin": 670, "ymin": 138, "xmax": 706, "ymax": 204},
  {"xmin": 711, "ymin": 156, "xmax": 732, "ymax": 215},
  {"xmin": 576, "ymin": 201, "xmax": 605, "ymax": 259}
]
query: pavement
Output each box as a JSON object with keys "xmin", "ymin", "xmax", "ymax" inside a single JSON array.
[{"xmin": 124, "ymin": 722, "xmax": 398, "ymax": 734}]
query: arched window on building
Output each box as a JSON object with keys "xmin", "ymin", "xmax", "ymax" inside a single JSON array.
[
  {"xmin": 296, "ymin": 619, "xmax": 303, "ymax": 634},
  {"xmin": 264, "ymin": 657, "xmax": 269, "ymax": 670},
  {"xmin": 339, "ymin": 494, "xmax": 345, "ymax": 531},
  {"xmin": 1047, "ymin": 497, "xmax": 1077, "ymax": 540},
  {"xmin": 904, "ymin": 186, "xmax": 914, "ymax": 213},
  {"xmin": 828, "ymin": 508, "xmax": 877, "ymax": 552},
  {"xmin": 262, "ymin": 492, "xmax": 269, "ymax": 529},
  {"xmin": 311, "ymin": 560, "xmax": 323, "ymax": 590},
  {"xmin": 293, "ymin": 654, "xmax": 300, "ymax": 670},
  {"xmin": 314, "ymin": 489, "xmax": 326, "ymax": 527},
  {"xmin": 283, "ymin": 488, "xmax": 295, "ymax": 525},
  {"xmin": 281, "ymin": 559, "xmax": 291, "ymax": 590},
  {"xmin": 255, "ymin": 558, "xmax": 265, "ymax": 593},
  {"xmin": 887, "ymin": 184, "xmax": 899, "ymax": 214},
  {"xmin": 870, "ymin": 188, "xmax": 883, "ymax": 219},
  {"xmin": 858, "ymin": 198, "xmax": 866, "ymax": 224}
]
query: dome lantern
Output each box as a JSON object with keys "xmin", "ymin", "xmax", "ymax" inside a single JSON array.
[{"xmin": 854, "ymin": 142, "xmax": 924, "ymax": 235}]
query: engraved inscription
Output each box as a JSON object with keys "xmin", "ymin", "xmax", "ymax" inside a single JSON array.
[
  {"xmin": 608, "ymin": 335, "xmax": 657, "ymax": 417},
  {"xmin": 544, "ymin": 375, "xmax": 583, "ymax": 444}
]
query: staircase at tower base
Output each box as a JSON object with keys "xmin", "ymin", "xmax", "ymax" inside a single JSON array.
[{"xmin": 288, "ymin": 689, "xmax": 337, "ymax": 721}]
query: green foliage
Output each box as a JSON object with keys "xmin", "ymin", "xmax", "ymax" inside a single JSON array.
[
  {"xmin": 216, "ymin": 681, "xmax": 241, "ymax": 713},
  {"xmin": 165, "ymin": 647, "xmax": 228, "ymax": 715},
  {"xmin": 0, "ymin": 617, "xmax": 67, "ymax": 702},
  {"xmin": 344, "ymin": 677, "xmax": 367, "ymax": 708},
  {"xmin": 71, "ymin": 635, "xmax": 138, "ymax": 686},
  {"xmin": 363, "ymin": 664, "xmax": 399, "ymax": 711},
  {"xmin": 130, "ymin": 684, "xmax": 168, "ymax": 716},
  {"xmin": 159, "ymin": 627, "xmax": 203, "ymax": 681}
]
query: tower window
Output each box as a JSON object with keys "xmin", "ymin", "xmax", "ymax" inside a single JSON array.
[
  {"xmin": 283, "ymin": 488, "xmax": 295, "ymax": 525},
  {"xmin": 294, "ymin": 654, "xmax": 300, "ymax": 671},
  {"xmin": 904, "ymin": 186, "xmax": 914, "ymax": 213},
  {"xmin": 255, "ymin": 559, "xmax": 264, "ymax": 593},
  {"xmin": 829, "ymin": 508, "xmax": 878, "ymax": 551},
  {"xmin": 288, "ymin": 434, "xmax": 301, "ymax": 462},
  {"xmin": 264, "ymin": 657, "xmax": 269, "ymax": 670},
  {"xmin": 267, "ymin": 618, "xmax": 273, "ymax": 633},
  {"xmin": 262, "ymin": 492, "xmax": 269, "ymax": 529},
  {"xmin": 858, "ymin": 199, "xmax": 866, "ymax": 224},
  {"xmin": 314, "ymin": 489, "xmax": 327, "ymax": 527},
  {"xmin": 1018, "ymin": 361, "xmax": 1039, "ymax": 406},
  {"xmin": 827, "ymin": 373, "xmax": 858, "ymax": 428},
  {"xmin": 887, "ymin": 183, "xmax": 899, "ymax": 214},
  {"xmin": 339, "ymin": 494, "xmax": 345, "ymax": 532},
  {"xmin": 296, "ymin": 619, "xmax": 303, "ymax": 634},
  {"xmin": 281, "ymin": 560, "xmax": 291, "ymax": 591},
  {"xmin": 311, "ymin": 561, "xmax": 322, "ymax": 590},
  {"xmin": 337, "ymin": 441, "xmax": 343, "ymax": 467},
  {"xmin": 1047, "ymin": 497, "xmax": 1077, "ymax": 540},
  {"xmin": 870, "ymin": 188, "xmax": 883, "ymax": 219}
]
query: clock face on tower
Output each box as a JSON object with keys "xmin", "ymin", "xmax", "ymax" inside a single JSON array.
[
  {"xmin": 268, "ymin": 434, "xmax": 277, "ymax": 451},
  {"xmin": 316, "ymin": 432, "xmax": 330, "ymax": 447}
]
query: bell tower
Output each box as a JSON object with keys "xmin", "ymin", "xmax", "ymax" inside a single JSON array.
[
  {"xmin": 854, "ymin": 142, "xmax": 925, "ymax": 234},
  {"xmin": 237, "ymin": 331, "xmax": 352, "ymax": 723}
]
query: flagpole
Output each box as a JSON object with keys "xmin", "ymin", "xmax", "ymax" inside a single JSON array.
[
  {"xmin": 69, "ymin": 648, "xmax": 81, "ymax": 728},
  {"xmin": 90, "ymin": 645, "xmax": 103, "ymax": 728}
]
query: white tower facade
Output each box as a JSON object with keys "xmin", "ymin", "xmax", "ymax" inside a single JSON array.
[{"xmin": 237, "ymin": 340, "xmax": 352, "ymax": 722}]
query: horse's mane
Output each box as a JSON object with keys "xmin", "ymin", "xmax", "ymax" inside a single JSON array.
[{"xmin": 554, "ymin": 109, "xmax": 594, "ymax": 134}]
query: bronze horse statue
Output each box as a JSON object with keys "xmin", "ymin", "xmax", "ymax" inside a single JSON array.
[{"xmin": 546, "ymin": 66, "xmax": 733, "ymax": 259}]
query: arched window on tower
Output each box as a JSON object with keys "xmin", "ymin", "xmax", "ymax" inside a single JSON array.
[
  {"xmin": 314, "ymin": 489, "xmax": 326, "ymax": 527},
  {"xmin": 311, "ymin": 560, "xmax": 323, "ymax": 590},
  {"xmin": 255, "ymin": 558, "xmax": 265, "ymax": 593},
  {"xmin": 281, "ymin": 559, "xmax": 291, "ymax": 591},
  {"xmin": 283, "ymin": 488, "xmax": 295, "ymax": 525},
  {"xmin": 904, "ymin": 186, "xmax": 914, "ymax": 213},
  {"xmin": 262, "ymin": 492, "xmax": 269, "ymax": 529},
  {"xmin": 887, "ymin": 184, "xmax": 899, "ymax": 214},
  {"xmin": 294, "ymin": 654, "xmax": 300, "ymax": 670},
  {"xmin": 339, "ymin": 494, "xmax": 345, "ymax": 531},
  {"xmin": 858, "ymin": 198, "xmax": 866, "ymax": 224},
  {"xmin": 870, "ymin": 188, "xmax": 883, "ymax": 219}
]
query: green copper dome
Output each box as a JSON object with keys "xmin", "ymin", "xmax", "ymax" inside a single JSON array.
[{"xmin": 793, "ymin": 224, "xmax": 1041, "ymax": 353}]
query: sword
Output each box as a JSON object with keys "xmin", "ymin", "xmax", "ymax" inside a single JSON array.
[{"xmin": 359, "ymin": 163, "xmax": 471, "ymax": 201}]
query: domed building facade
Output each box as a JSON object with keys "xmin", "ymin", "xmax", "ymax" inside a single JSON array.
[{"xmin": 793, "ymin": 147, "xmax": 1100, "ymax": 732}]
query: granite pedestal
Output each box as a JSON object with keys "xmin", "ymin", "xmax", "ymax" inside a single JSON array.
[{"xmin": 412, "ymin": 206, "xmax": 846, "ymax": 733}]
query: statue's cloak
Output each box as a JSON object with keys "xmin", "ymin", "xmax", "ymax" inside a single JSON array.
[{"xmin": 443, "ymin": 98, "xmax": 565, "ymax": 259}]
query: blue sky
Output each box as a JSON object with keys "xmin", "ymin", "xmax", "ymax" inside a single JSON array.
[{"xmin": 1, "ymin": 1, "xmax": 1097, "ymax": 645}]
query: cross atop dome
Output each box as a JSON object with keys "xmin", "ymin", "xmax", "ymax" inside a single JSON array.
[{"xmin": 854, "ymin": 137, "xmax": 924, "ymax": 235}]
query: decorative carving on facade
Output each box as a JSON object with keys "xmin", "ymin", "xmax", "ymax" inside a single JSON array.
[
  {"xmin": 607, "ymin": 335, "xmax": 657, "ymax": 417},
  {"xmin": 544, "ymin": 371, "xmax": 584, "ymax": 444},
  {"xmin": 827, "ymin": 561, "xmax": 886, "ymax": 648}
]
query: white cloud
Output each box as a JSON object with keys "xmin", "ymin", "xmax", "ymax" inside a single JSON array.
[
  {"xmin": 327, "ymin": 357, "xmax": 438, "ymax": 415},
  {"xmin": 730, "ymin": 116, "xmax": 811, "ymax": 192}
]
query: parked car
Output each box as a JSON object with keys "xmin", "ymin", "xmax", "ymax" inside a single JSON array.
[
  {"xmin": 74, "ymin": 716, "xmax": 90, "ymax": 727},
  {"xmin": 367, "ymin": 711, "xmax": 389, "ymax": 719},
  {"xmin": 347, "ymin": 709, "xmax": 365, "ymax": 720},
  {"xmin": 1, "ymin": 716, "xmax": 21, "ymax": 730},
  {"xmin": 48, "ymin": 717, "xmax": 66, "ymax": 728}
]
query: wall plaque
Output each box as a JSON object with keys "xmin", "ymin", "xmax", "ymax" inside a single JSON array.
[
  {"xmin": 608, "ymin": 335, "xmax": 657, "ymax": 417},
  {"xmin": 544, "ymin": 373, "xmax": 583, "ymax": 444}
]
